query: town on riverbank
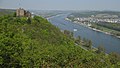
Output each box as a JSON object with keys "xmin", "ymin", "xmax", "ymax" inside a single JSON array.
[{"xmin": 66, "ymin": 11, "xmax": 120, "ymax": 39}]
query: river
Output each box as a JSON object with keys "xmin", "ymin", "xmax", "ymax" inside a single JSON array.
[{"xmin": 48, "ymin": 14, "xmax": 120, "ymax": 54}]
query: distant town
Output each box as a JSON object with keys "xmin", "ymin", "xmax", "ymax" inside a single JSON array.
[
  {"xmin": 67, "ymin": 13, "xmax": 120, "ymax": 24},
  {"xmin": 66, "ymin": 11, "xmax": 120, "ymax": 38}
]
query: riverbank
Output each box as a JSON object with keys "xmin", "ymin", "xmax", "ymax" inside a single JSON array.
[
  {"xmin": 89, "ymin": 26, "xmax": 120, "ymax": 39},
  {"xmin": 65, "ymin": 18, "xmax": 120, "ymax": 39},
  {"xmin": 47, "ymin": 14, "xmax": 63, "ymax": 20}
]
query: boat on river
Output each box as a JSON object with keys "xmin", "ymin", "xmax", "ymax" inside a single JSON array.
[{"xmin": 74, "ymin": 29, "xmax": 77, "ymax": 31}]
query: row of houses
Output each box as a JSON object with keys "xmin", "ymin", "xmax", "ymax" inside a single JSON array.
[{"xmin": 74, "ymin": 17, "xmax": 120, "ymax": 23}]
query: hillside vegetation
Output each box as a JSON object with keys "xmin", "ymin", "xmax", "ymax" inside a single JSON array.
[{"xmin": 0, "ymin": 14, "xmax": 120, "ymax": 68}]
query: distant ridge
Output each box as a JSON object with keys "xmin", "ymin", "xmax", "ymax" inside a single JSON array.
[{"xmin": 0, "ymin": 8, "xmax": 15, "ymax": 16}]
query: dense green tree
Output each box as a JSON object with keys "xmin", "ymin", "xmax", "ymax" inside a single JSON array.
[
  {"xmin": 109, "ymin": 52, "xmax": 120, "ymax": 64},
  {"xmin": 96, "ymin": 45, "xmax": 105, "ymax": 54},
  {"xmin": 75, "ymin": 36, "xmax": 81, "ymax": 45}
]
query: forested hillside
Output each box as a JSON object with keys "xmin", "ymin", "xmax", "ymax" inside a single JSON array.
[{"xmin": 0, "ymin": 14, "xmax": 120, "ymax": 68}]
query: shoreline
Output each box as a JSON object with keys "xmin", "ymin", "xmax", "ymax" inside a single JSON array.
[
  {"xmin": 46, "ymin": 14, "xmax": 64, "ymax": 20},
  {"xmin": 65, "ymin": 18, "xmax": 120, "ymax": 39},
  {"xmin": 88, "ymin": 27, "xmax": 120, "ymax": 39}
]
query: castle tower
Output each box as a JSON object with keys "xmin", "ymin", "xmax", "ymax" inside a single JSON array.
[{"xmin": 16, "ymin": 8, "xmax": 26, "ymax": 17}]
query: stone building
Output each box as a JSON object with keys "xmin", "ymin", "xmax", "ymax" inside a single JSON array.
[
  {"xmin": 16, "ymin": 8, "xmax": 31, "ymax": 17},
  {"xmin": 25, "ymin": 11, "xmax": 31, "ymax": 17}
]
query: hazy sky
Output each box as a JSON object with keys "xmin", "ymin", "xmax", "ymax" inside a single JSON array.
[{"xmin": 0, "ymin": 0, "xmax": 120, "ymax": 11}]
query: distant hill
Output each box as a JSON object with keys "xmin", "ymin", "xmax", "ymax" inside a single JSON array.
[
  {"xmin": 69, "ymin": 11, "xmax": 120, "ymax": 18},
  {"xmin": 0, "ymin": 8, "xmax": 15, "ymax": 16}
]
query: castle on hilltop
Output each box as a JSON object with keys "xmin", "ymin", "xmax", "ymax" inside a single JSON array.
[{"xmin": 16, "ymin": 8, "xmax": 31, "ymax": 17}]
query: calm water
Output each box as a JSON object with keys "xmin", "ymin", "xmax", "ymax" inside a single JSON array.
[{"xmin": 48, "ymin": 14, "xmax": 120, "ymax": 54}]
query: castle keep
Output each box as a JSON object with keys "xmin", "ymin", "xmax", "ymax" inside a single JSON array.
[{"xmin": 16, "ymin": 8, "xmax": 31, "ymax": 17}]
